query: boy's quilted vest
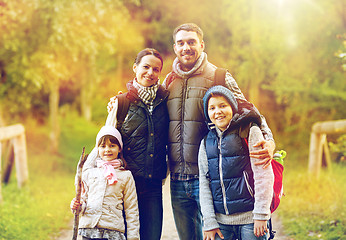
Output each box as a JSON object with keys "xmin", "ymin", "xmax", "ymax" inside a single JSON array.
[{"xmin": 205, "ymin": 129, "xmax": 255, "ymax": 215}]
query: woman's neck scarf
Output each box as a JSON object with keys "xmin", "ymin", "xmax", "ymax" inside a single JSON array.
[{"xmin": 133, "ymin": 78, "xmax": 159, "ymax": 113}]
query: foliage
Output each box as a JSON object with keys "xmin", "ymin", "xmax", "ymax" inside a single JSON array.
[
  {"xmin": 0, "ymin": 0, "xmax": 143, "ymax": 120},
  {"xmin": 329, "ymin": 134, "xmax": 346, "ymax": 158}
]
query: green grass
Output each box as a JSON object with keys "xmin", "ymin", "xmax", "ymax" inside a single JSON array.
[
  {"xmin": 276, "ymin": 147, "xmax": 346, "ymax": 240},
  {"xmin": 0, "ymin": 113, "xmax": 345, "ymax": 239}
]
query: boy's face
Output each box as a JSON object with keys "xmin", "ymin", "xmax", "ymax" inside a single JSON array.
[
  {"xmin": 208, "ymin": 95, "xmax": 233, "ymax": 131},
  {"xmin": 98, "ymin": 138, "xmax": 120, "ymax": 161}
]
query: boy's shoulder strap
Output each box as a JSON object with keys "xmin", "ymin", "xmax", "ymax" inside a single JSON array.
[
  {"xmin": 116, "ymin": 92, "xmax": 130, "ymax": 125},
  {"xmin": 214, "ymin": 68, "xmax": 228, "ymax": 87}
]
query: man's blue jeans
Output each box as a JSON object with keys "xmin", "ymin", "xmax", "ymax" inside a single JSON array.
[
  {"xmin": 170, "ymin": 179, "xmax": 203, "ymax": 240},
  {"xmin": 134, "ymin": 177, "xmax": 163, "ymax": 240},
  {"xmin": 215, "ymin": 222, "xmax": 269, "ymax": 240}
]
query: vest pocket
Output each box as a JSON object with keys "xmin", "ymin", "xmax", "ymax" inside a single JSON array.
[
  {"xmin": 187, "ymin": 86, "xmax": 209, "ymax": 98},
  {"xmin": 243, "ymin": 171, "xmax": 254, "ymax": 197}
]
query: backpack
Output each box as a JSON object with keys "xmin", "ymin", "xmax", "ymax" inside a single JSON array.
[{"xmin": 115, "ymin": 92, "xmax": 131, "ymax": 127}]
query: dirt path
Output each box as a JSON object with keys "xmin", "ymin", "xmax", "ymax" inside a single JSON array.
[{"xmin": 54, "ymin": 180, "xmax": 290, "ymax": 240}]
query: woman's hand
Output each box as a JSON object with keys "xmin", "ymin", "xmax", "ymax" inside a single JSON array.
[
  {"xmin": 254, "ymin": 220, "xmax": 268, "ymax": 237},
  {"xmin": 203, "ymin": 228, "xmax": 224, "ymax": 240},
  {"xmin": 107, "ymin": 96, "xmax": 117, "ymax": 113},
  {"xmin": 250, "ymin": 139, "xmax": 275, "ymax": 168}
]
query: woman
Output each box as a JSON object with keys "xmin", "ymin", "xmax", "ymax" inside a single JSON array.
[{"xmin": 106, "ymin": 48, "xmax": 169, "ymax": 240}]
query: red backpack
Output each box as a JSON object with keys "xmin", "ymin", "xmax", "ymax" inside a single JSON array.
[{"xmin": 270, "ymin": 150, "xmax": 286, "ymax": 213}]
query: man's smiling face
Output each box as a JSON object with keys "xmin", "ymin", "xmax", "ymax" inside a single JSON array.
[{"xmin": 173, "ymin": 30, "xmax": 204, "ymax": 71}]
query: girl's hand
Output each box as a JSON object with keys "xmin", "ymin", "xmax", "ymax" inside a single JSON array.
[
  {"xmin": 203, "ymin": 228, "xmax": 224, "ymax": 240},
  {"xmin": 254, "ymin": 220, "xmax": 268, "ymax": 237},
  {"xmin": 70, "ymin": 198, "xmax": 81, "ymax": 211}
]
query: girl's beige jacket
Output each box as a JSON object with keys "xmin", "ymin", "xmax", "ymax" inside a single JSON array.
[{"xmin": 79, "ymin": 167, "xmax": 139, "ymax": 240}]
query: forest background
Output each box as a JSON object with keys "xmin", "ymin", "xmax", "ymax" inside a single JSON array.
[{"xmin": 0, "ymin": 0, "xmax": 345, "ymax": 239}]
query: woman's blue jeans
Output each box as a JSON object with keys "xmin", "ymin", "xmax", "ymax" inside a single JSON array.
[
  {"xmin": 215, "ymin": 222, "xmax": 269, "ymax": 240},
  {"xmin": 170, "ymin": 178, "xmax": 203, "ymax": 240},
  {"xmin": 134, "ymin": 177, "xmax": 163, "ymax": 240}
]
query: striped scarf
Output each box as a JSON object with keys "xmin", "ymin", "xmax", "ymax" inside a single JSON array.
[{"xmin": 133, "ymin": 78, "xmax": 159, "ymax": 113}]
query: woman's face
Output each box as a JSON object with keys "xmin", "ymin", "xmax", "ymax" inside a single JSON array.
[{"xmin": 133, "ymin": 55, "xmax": 162, "ymax": 87}]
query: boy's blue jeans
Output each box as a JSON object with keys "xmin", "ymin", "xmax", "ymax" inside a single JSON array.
[
  {"xmin": 170, "ymin": 178, "xmax": 203, "ymax": 240},
  {"xmin": 215, "ymin": 222, "xmax": 269, "ymax": 240}
]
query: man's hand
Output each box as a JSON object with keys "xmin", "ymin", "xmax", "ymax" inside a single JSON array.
[
  {"xmin": 203, "ymin": 228, "xmax": 224, "ymax": 240},
  {"xmin": 250, "ymin": 139, "xmax": 275, "ymax": 168}
]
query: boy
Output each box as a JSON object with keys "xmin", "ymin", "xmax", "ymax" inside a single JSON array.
[{"xmin": 198, "ymin": 86, "xmax": 274, "ymax": 240}]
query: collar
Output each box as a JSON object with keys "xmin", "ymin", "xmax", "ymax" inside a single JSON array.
[{"xmin": 173, "ymin": 52, "xmax": 207, "ymax": 78}]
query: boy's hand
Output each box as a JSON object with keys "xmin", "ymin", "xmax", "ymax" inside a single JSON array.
[
  {"xmin": 250, "ymin": 139, "xmax": 275, "ymax": 168},
  {"xmin": 254, "ymin": 220, "xmax": 268, "ymax": 237},
  {"xmin": 203, "ymin": 228, "xmax": 224, "ymax": 240}
]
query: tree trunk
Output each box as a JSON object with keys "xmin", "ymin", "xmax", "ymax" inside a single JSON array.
[
  {"xmin": 49, "ymin": 81, "xmax": 60, "ymax": 153},
  {"xmin": 81, "ymin": 81, "xmax": 92, "ymax": 122}
]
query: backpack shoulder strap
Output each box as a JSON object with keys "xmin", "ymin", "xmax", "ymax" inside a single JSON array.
[
  {"xmin": 214, "ymin": 68, "xmax": 228, "ymax": 87},
  {"xmin": 165, "ymin": 71, "xmax": 178, "ymax": 88},
  {"xmin": 116, "ymin": 92, "xmax": 130, "ymax": 126}
]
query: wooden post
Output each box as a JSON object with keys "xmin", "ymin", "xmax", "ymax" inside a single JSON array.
[
  {"xmin": 0, "ymin": 124, "xmax": 28, "ymax": 188},
  {"xmin": 308, "ymin": 132, "xmax": 323, "ymax": 176},
  {"xmin": 13, "ymin": 132, "xmax": 28, "ymax": 187},
  {"xmin": 2, "ymin": 141, "xmax": 14, "ymax": 183},
  {"xmin": 308, "ymin": 120, "xmax": 346, "ymax": 177}
]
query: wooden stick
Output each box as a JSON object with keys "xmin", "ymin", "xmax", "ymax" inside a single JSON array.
[{"xmin": 72, "ymin": 147, "xmax": 87, "ymax": 240}]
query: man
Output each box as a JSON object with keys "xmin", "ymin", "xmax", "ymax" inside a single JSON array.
[{"xmin": 163, "ymin": 23, "xmax": 275, "ymax": 240}]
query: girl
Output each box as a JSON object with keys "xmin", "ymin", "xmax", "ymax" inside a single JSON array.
[{"xmin": 71, "ymin": 125, "xmax": 139, "ymax": 240}]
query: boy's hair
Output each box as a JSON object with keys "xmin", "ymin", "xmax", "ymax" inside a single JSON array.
[
  {"xmin": 173, "ymin": 23, "xmax": 204, "ymax": 42},
  {"xmin": 98, "ymin": 135, "xmax": 127, "ymax": 168}
]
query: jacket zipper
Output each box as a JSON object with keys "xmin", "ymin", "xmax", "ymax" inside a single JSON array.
[
  {"xmin": 218, "ymin": 136, "xmax": 229, "ymax": 215},
  {"xmin": 243, "ymin": 171, "xmax": 254, "ymax": 197},
  {"xmin": 181, "ymin": 77, "xmax": 188, "ymax": 173}
]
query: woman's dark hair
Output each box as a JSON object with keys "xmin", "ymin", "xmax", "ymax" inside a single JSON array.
[
  {"xmin": 98, "ymin": 135, "xmax": 127, "ymax": 168},
  {"xmin": 135, "ymin": 48, "xmax": 163, "ymax": 70}
]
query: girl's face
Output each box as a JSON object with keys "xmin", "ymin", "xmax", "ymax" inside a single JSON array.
[
  {"xmin": 98, "ymin": 138, "xmax": 120, "ymax": 161},
  {"xmin": 133, "ymin": 55, "xmax": 162, "ymax": 87},
  {"xmin": 208, "ymin": 95, "xmax": 233, "ymax": 132}
]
